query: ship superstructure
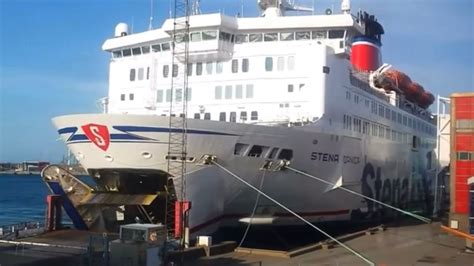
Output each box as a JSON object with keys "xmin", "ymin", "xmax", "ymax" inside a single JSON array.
[{"xmin": 51, "ymin": 0, "xmax": 437, "ymax": 236}]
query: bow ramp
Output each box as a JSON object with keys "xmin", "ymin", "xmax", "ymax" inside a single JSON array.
[{"xmin": 41, "ymin": 165, "xmax": 160, "ymax": 232}]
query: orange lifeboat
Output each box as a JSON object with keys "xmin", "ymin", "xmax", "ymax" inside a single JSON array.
[
  {"xmin": 406, "ymin": 82, "xmax": 424, "ymax": 102},
  {"xmin": 419, "ymin": 91, "xmax": 435, "ymax": 109},
  {"xmin": 383, "ymin": 70, "xmax": 411, "ymax": 92}
]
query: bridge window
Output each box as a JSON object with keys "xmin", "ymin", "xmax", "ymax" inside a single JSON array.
[
  {"xmin": 204, "ymin": 113, "xmax": 211, "ymax": 120},
  {"xmin": 202, "ymin": 30, "xmax": 217, "ymax": 40},
  {"xmin": 156, "ymin": 90, "xmax": 163, "ymax": 103},
  {"xmin": 295, "ymin": 31, "xmax": 310, "ymax": 40},
  {"xmin": 120, "ymin": 94, "xmax": 125, "ymax": 101},
  {"xmin": 219, "ymin": 31, "xmax": 232, "ymax": 42},
  {"xmin": 264, "ymin": 33, "xmax": 278, "ymax": 42},
  {"xmin": 152, "ymin": 44, "xmax": 161, "ymax": 52},
  {"xmin": 190, "ymin": 32, "xmax": 202, "ymax": 42},
  {"xmin": 161, "ymin": 43, "xmax": 170, "ymax": 51},
  {"xmin": 194, "ymin": 113, "xmax": 200, "ymax": 119},
  {"xmin": 141, "ymin": 46, "xmax": 150, "ymax": 54},
  {"xmin": 219, "ymin": 112, "xmax": 226, "ymax": 121},
  {"xmin": 122, "ymin": 49, "xmax": 131, "ymax": 57},
  {"xmin": 278, "ymin": 149, "xmax": 293, "ymax": 160},
  {"xmin": 397, "ymin": 113, "xmax": 402, "ymax": 124},
  {"xmin": 249, "ymin": 33, "xmax": 263, "ymax": 42},
  {"xmin": 132, "ymin": 47, "xmax": 141, "ymax": 55},
  {"xmin": 235, "ymin": 34, "xmax": 248, "ymax": 44},
  {"xmin": 385, "ymin": 107, "xmax": 390, "ymax": 119},
  {"xmin": 265, "ymin": 57, "xmax": 273, "ymax": 71},
  {"xmin": 280, "ymin": 32, "xmax": 294, "ymax": 41},
  {"xmin": 251, "ymin": 111, "xmax": 258, "ymax": 120},
  {"xmin": 130, "ymin": 69, "xmax": 136, "ymax": 81},
  {"xmin": 129, "ymin": 93, "xmax": 134, "ymax": 101},
  {"xmin": 403, "ymin": 116, "xmax": 407, "ymax": 126},
  {"xmin": 312, "ymin": 31, "xmax": 327, "ymax": 39},
  {"xmin": 328, "ymin": 30, "xmax": 344, "ymax": 39},
  {"xmin": 163, "ymin": 65, "xmax": 169, "ymax": 78},
  {"xmin": 113, "ymin": 51, "xmax": 122, "ymax": 58},
  {"xmin": 248, "ymin": 145, "xmax": 269, "ymax": 158}
]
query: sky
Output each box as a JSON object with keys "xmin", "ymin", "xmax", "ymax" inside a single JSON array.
[{"xmin": 0, "ymin": 0, "xmax": 472, "ymax": 162}]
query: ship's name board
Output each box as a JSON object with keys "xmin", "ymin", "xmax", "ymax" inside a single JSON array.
[{"xmin": 310, "ymin": 152, "xmax": 360, "ymax": 164}]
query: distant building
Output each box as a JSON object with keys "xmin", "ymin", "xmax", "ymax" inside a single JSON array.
[
  {"xmin": 16, "ymin": 161, "xmax": 50, "ymax": 173},
  {"xmin": 448, "ymin": 92, "xmax": 474, "ymax": 248}
]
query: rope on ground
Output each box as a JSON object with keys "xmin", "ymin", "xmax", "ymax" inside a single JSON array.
[
  {"xmin": 238, "ymin": 169, "xmax": 267, "ymax": 248},
  {"xmin": 285, "ymin": 164, "xmax": 431, "ymax": 224},
  {"xmin": 211, "ymin": 160, "xmax": 375, "ymax": 266}
]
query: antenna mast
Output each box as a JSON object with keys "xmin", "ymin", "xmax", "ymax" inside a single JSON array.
[{"xmin": 166, "ymin": 0, "xmax": 191, "ymax": 248}]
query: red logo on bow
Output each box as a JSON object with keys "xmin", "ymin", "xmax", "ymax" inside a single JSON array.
[{"xmin": 81, "ymin": 124, "xmax": 110, "ymax": 151}]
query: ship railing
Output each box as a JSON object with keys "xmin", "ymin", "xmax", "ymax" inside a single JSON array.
[{"xmin": 0, "ymin": 221, "xmax": 45, "ymax": 240}]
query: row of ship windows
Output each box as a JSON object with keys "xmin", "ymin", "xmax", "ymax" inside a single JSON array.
[
  {"xmin": 111, "ymin": 29, "xmax": 345, "ymax": 58},
  {"xmin": 215, "ymin": 84, "xmax": 254, "ymax": 100},
  {"xmin": 127, "ymin": 56, "xmax": 296, "ymax": 82},
  {"xmin": 234, "ymin": 143, "xmax": 294, "ymax": 160},
  {"xmin": 345, "ymin": 91, "xmax": 436, "ymax": 136},
  {"xmin": 343, "ymin": 114, "xmax": 431, "ymax": 148},
  {"xmin": 158, "ymin": 111, "xmax": 259, "ymax": 122},
  {"xmin": 156, "ymin": 88, "xmax": 192, "ymax": 103}
]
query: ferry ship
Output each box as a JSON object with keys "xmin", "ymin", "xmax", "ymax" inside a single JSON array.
[{"xmin": 51, "ymin": 0, "xmax": 437, "ymax": 235}]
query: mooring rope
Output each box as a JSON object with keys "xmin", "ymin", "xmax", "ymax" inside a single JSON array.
[
  {"xmin": 238, "ymin": 169, "xmax": 267, "ymax": 248},
  {"xmin": 285, "ymin": 165, "xmax": 431, "ymax": 224},
  {"xmin": 212, "ymin": 160, "xmax": 375, "ymax": 266}
]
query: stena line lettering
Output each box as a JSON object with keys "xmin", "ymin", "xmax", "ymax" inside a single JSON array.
[{"xmin": 310, "ymin": 152, "xmax": 339, "ymax": 162}]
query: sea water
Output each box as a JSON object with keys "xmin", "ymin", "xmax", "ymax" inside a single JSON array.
[{"xmin": 0, "ymin": 174, "xmax": 48, "ymax": 226}]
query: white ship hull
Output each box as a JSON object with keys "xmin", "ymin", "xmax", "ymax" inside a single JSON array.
[{"xmin": 53, "ymin": 114, "xmax": 435, "ymax": 234}]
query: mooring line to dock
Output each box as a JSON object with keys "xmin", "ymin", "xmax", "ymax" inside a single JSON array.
[
  {"xmin": 211, "ymin": 160, "xmax": 376, "ymax": 266},
  {"xmin": 238, "ymin": 169, "xmax": 267, "ymax": 248},
  {"xmin": 284, "ymin": 165, "xmax": 432, "ymax": 224},
  {"xmin": 0, "ymin": 239, "xmax": 87, "ymax": 250}
]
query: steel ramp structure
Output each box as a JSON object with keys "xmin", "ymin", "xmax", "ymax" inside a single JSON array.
[{"xmin": 41, "ymin": 165, "xmax": 161, "ymax": 232}]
